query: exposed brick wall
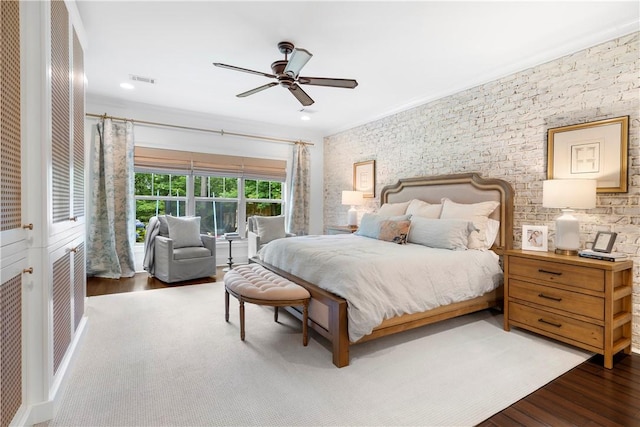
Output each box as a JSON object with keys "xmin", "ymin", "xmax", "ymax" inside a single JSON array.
[{"xmin": 324, "ymin": 33, "xmax": 640, "ymax": 351}]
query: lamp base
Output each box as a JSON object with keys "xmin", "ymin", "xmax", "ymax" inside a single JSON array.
[
  {"xmin": 555, "ymin": 248, "xmax": 578, "ymax": 256},
  {"xmin": 347, "ymin": 206, "xmax": 358, "ymax": 227}
]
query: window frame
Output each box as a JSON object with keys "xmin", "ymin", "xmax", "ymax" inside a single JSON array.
[{"xmin": 134, "ymin": 169, "xmax": 285, "ymax": 242}]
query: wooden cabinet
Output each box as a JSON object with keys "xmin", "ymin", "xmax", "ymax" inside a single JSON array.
[
  {"xmin": 504, "ymin": 250, "xmax": 633, "ymax": 369},
  {"xmin": 326, "ymin": 225, "xmax": 358, "ymax": 235}
]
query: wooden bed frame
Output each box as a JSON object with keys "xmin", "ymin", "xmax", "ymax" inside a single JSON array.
[{"xmin": 253, "ymin": 173, "xmax": 514, "ymax": 367}]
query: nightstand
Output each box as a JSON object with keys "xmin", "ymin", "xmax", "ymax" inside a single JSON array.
[
  {"xmin": 326, "ymin": 225, "xmax": 358, "ymax": 235},
  {"xmin": 504, "ymin": 249, "xmax": 633, "ymax": 369}
]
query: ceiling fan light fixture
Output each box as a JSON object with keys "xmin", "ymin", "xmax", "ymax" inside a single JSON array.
[{"xmin": 284, "ymin": 48, "xmax": 312, "ymax": 78}]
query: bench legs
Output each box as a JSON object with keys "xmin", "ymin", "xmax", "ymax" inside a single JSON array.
[{"xmin": 225, "ymin": 288, "xmax": 309, "ymax": 346}]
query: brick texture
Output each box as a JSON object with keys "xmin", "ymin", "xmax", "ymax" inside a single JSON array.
[{"xmin": 324, "ymin": 33, "xmax": 640, "ymax": 351}]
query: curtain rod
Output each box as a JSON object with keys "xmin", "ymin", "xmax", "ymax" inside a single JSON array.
[{"xmin": 85, "ymin": 113, "xmax": 314, "ymax": 146}]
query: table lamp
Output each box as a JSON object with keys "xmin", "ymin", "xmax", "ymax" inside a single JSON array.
[
  {"xmin": 342, "ymin": 190, "xmax": 364, "ymax": 226},
  {"xmin": 542, "ymin": 179, "xmax": 596, "ymax": 255}
]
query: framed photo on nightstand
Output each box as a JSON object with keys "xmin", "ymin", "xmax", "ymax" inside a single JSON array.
[
  {"xmin": 592, "ymin": 231, "xmax": 617, "ymax": 253},
  {"xmin": 522, "ymin": 225, "xmax": 548, "ymax": 252}
]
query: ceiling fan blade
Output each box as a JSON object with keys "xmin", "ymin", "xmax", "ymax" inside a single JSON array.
[
  {"xmin": 284, "ymin": 48, "xmax": 312, "ymax": 79},
  {"xmin": 237, "ymin": 82, "xmax": 278, "ymax": 98},
  {"xmin": 213, "ymin": 63, "xmax": 276, "ymax": 79},
  {"xmin": 298, "ymin": 76, "xmax": 358, "ymax": 89},
  {"xmin": 288, "ymin": 83, "xmax": 314, "ymax": 106}
]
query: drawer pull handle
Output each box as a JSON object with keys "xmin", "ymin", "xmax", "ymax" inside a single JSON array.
[
  {"xmin": 538, "ymin": 318, "xmax": 562, "ymax": 328},
  {"xmin": 538, "ymin": 269, "xmax": 562, "ymax": 276},
  {"xmin": 538, "ymin": 293, "xmax": 562, "ymax": 302}
]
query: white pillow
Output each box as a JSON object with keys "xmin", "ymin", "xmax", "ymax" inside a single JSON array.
[
  {"xmin": 439, "ymin": 198, "xmax": 500, "ymax": 250},
  {"xmin": 165, "ymin": 216, "xmax": 204, "ymax": 249},
  {"xmin": 406, "ymin": 199, "xmax": 442, "ymax": 219},
  {"xmin": 485, "ymin": 219, "xmax": 500, "ymax": 248},
  {"xmin": 378, "ymin": 200, "xmax": 410, "ymax": 216},
  {"xmin": 254, "ymin": 216, "xmax": 286, "ymax": 245},
  {"xmin": 408, "ymin": 217, "xmax": 476, "ymax": 250}
]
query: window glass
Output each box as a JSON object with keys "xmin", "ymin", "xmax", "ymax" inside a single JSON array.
[
  {"xmin": 134, "ymin": 172, "xmax": 283, "ymax": 242},
  {"xmin": 245, "ymin": 179, "xmax": 283, "ymax": 218}
]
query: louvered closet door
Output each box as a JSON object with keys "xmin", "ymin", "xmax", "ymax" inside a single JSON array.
[
  {"xmin": 0, "ymin": 273, "xmax": 23, "ymax": 427},
  {"xmin": 50, "ymin": 0, "xmax": 70, "ymax": 224},
  {"xmin": 50, "ymin": 236, "xmax": 84, "ymax": 376},
  {"xmin": 0, "ymin": 2, "xmax": 24, "ymax": 426},
  {"xmin": 72, "ymin": 29, "xmax": 84, "ymax": 219},
  {"xmin": 1, "ymin": 0, "xmax": 21, "ymax": 233}
]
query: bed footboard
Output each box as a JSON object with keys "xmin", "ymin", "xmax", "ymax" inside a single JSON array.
[{"xmin": 250, "ymin": 258, "xmax": 350, "ymax": 367}]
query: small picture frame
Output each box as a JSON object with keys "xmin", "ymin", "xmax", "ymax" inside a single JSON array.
[
  {"xmin": 592, "ymin": 231, "xmax": 617, "ymax": 253},
  {"xmin": 353, "ymin": 160, "xmax": 375, "ymax": 198},
  {"xmin": 522, "ymin": 225, "xmax": 548, "ymax": 252}
]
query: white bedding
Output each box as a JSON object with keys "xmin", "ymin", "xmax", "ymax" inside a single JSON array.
[{"xmin": 259, "ymin": 234, "xmax": 503, "ymax": 342}]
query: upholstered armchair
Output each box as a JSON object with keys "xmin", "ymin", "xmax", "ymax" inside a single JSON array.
[
  {"xmin": 247, "ymin": 215, "xmax": 295, "ymax": 259},
  {"xmin": 143, "ymin": 215, "xmax": 216, "ymax": 283}
]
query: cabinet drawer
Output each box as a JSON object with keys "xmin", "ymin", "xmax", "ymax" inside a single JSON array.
[
  {"xmin": 509, "ymin": 256, "xmax": 604, "ymax": 292},
  {"xmin": 509, "ymin": 302, "xmax": 603, "ymax": 349},
  {"xmin": 509, "ymin": 279, "xmax": 604, "ymax": 320}
]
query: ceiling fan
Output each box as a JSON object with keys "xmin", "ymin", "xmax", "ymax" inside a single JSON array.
[{"xmin": 213, "ymin": 41, "xmax": 358, "ymax": 107}]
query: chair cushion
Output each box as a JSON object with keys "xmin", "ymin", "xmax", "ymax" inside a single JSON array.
[
  {"xmin": 254, "ymin": 216, "xmax": 286, "ymax": 245},
  {"xmin": 224, "ymin": 264, "xmax": 310, "ymax": 301},
  {"xmin": 173, "ymin": 246, "xmax": 212, "ymax": 260},
  {"xmin": 166, "ymin": 216, "xmax": 204, "ymax": 249}
]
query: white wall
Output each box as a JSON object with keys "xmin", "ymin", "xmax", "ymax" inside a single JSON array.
[{"xmin": 86, "ymin": 95, "xmax": 324, "ymax": 267}]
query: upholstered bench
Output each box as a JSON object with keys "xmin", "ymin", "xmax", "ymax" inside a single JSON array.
[{"xmin": 224, "ymin": 264, "xmax": 311, "ymax": 346}]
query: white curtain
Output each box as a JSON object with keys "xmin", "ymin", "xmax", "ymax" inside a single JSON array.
[
  {"xmin": 86, "ymin": 119, "xmax": 136, "ymax": 278},
  {"xmin": 286, "ymin": 142, "xmax": 310, "ymax": 235}
]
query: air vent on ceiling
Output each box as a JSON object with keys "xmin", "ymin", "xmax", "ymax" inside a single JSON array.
[{"xmin": 129, "ymin": 74, "xmax": 157, "ymax": 84}]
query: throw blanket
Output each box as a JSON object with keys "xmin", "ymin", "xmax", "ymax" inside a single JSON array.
[
  {"xmin": 143, "ymin": 216, "xmax": 160, "ymax": 275},
  {"xmin": 259, "ymin": 234, "xmax": 503, "ymax": 342}
]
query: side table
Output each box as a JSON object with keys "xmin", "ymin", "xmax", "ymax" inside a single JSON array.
[{"xmin": 223, "ymin": 236, "xmax": 242, "ymax": 271}]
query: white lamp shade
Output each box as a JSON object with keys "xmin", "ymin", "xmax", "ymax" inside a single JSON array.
[
  {"xmin": 542, "ymin": 179, "xmax": 596, "ymax": 209},
  {"xmin": 342, "ymin": 190, "xmax": 364, "ymax": 206}
]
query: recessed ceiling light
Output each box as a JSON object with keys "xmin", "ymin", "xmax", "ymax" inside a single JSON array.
[
  {"xmin": 120, "ymin": 82, "xmax": 134, "ymax": 90},
  {"xmin": 300, "ymin": 115, "xmax": 311, "ymax": 121}
]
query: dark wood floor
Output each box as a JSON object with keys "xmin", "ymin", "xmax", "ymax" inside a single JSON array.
[{"xmin": 87, "ymin": 273, "xmax": 640, "ymax": 426}]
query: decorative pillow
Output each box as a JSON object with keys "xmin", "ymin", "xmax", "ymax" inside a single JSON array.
[
  {"xmin": 355, "ymin": 213, "xmax": 411, "ymax": 239},
  {"xmin": 439, "ymin": 198, "xmax": 500, "ymax": 250},
  {"xmin": 254, "ymin": 215, "xmax": 286, "ymax": 245},
  {"xmin": 406, "ymin": 199, "xmax": 442, "ymax": 219},
  {"xmin": 378, "ymin": 200, "xmax": 411, "ymax": 217},
  {"xmin": 165, "ymin": 216, "xmax": 204, "ymax": 249},
  {"xmin": 157, "ymin": 215, "xmax": 170, "ymax": 236},
  {"xmin": 378, "ymin": 219, "xmax": 411, "ymax": 244},
  {"xmin": 407, "ymin": 217, "xmax": 476, "ymax": 250}
]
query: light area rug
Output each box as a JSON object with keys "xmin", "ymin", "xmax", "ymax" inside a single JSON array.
[{"xmin": 50, "ymin": 282, "xmax": 591, "ymax": 427}]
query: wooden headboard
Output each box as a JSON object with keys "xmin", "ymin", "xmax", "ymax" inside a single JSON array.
[{"xmin": 380, "ymin": 173, "xmax": 514, "ymax": 252}]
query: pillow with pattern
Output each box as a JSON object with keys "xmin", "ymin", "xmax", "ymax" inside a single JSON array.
[
  {"xmin": 356, "ymin": 213, "xmax": 411, "ymax": 239},
  {"xmin": 378, "ymin": 219, "xmax": 411, "ymax": 244}
]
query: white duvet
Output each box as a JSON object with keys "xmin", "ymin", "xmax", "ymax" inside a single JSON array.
[{"xmin": 259, "ymin": 234, "xmax": 503, "ymax": 342}]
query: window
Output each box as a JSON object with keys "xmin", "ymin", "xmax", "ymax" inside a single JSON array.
[
  {"xmin": 134, "ymin": 172, "xmax": 284, "ymax": 242},
  {"xmin": 245, "ymin": 179, "xmax": 283, "ymax": 217}
]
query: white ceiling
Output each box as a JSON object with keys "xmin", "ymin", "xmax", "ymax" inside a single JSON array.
[{"xmin": 76, "ymin": 1, "xmax": 639, "ymax": 135}]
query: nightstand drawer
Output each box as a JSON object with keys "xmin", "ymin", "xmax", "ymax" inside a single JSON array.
[
  {"xmin": 509, "ymin": 256, "xmax": 604, "ymax": 292},
  {"xmin": 509, "ymin": 279, "xmax": 604, "ymax": 320},
  {"xmin": 510, "ymin": 302, "xmax": 603, "ymax": 348}
]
